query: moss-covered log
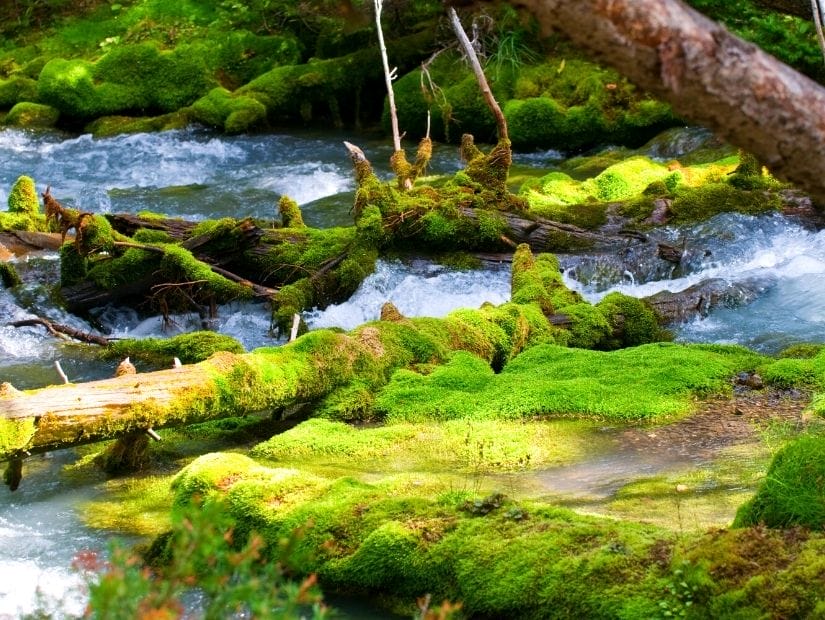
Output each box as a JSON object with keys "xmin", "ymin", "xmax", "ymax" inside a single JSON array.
[{"xmin": 0, "ymin": 245, "xmax": 666, "ymax": 463}]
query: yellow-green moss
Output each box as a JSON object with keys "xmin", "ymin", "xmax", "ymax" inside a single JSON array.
[
  {"xmin": 375, "ymin": 342, "xmax": 762, "ymax": 423},
  {"xmin": 0, "ymin": 417, "xmax": 36, "ymax": 456},
  {"xmin": 7, "ymin": 175, "xmax": 39, "ymax": 215},
  {"xmin": 278, "ymin": 195, "xmax": 304, "ymax": 228},
  {"xmin": 4, "ymin": 102, "xmax": 59, "ymax": 128},
  {"xmin": 107, "ymin": 331, "xmax": 244, "ymax": 366}
]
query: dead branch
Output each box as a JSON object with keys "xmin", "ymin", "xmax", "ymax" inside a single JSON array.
[
  {"xmin": 448, "ymin": 7, "xmax": 508, "ymax": 141},
  {"xmin": 7, "ymin": 318, "xmax": 110, "ymax": 346}
]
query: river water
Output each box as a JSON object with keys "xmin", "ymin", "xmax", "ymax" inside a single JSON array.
[{"xmin": 0, "ymin": 126, "xmax": 823, "ymax": 616}]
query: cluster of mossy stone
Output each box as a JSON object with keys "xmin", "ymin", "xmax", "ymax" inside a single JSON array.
[{"xmin": 0, "ymin": 0, "xmax": 670, "ymax": 147}]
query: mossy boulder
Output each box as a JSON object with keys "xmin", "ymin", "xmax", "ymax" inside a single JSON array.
[
  {"xmin": 37, "ymin": 43, "xmax": 215, "ymax": 120},
  {"xmin": 190, "ymin": 87, "xmax": 267, "ymax": 133},
  {"xmin": 0, "ymin": 76, "xmax": 38, "ymax": 108},
  {"xmin": 84, "ymin": 111, "xmax": 191, "ymax": 138},
  {"xmin": 4, "ymin": 102, "xmax": 59, "ymax": 128}
]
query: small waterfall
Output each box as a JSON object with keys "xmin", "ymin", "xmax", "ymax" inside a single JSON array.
[{"xmin": 306, "ymin": 259, "xmax": 512, "ymax": 331}]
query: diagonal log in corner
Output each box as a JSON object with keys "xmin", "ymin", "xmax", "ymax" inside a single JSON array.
[{"xmin": 491, "ymin": 0, "xmax": 825, "ymax": 204}]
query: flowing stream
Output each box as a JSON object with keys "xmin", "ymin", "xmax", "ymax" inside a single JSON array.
[{"xmin": 0, "ymin": 126, "xmax": 823, "ymax": 616}]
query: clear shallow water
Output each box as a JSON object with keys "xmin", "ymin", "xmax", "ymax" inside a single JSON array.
[{"xmin": 0, "ymin": 451, "xmax": 109, "ymax": 619}]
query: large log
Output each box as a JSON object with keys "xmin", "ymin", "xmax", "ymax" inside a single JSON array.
[
  {"xmin": 0, "ymin": 245, "xmax": 571, "ymax": 464},
  {"xmin": 494, "ymin": 0, "xmax": 825, "ymax": 203}
]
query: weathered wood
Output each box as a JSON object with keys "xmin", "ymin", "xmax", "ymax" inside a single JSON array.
[
  {"xmin": 0, "ymin": 231, "xmax": 65, "ymax": 254},
  {"xmin": 496, "ymin": 0, "xmax": 825, "ymax": 203}
]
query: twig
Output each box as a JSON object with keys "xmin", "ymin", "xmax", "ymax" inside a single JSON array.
[
  {"xmin": 7, "ymin": 318, "xmax": 110, "ymax": 346},
  {"xmin": 374, "ymin": 0, "xmax": 402, "ymax": 153},
  {"xmin": 812, "ymin": 0, "xmax": 825, "ymax": 62},
  {"xmin": 54, "ymin": 360, "xmax": 70, "ymax": 384}
]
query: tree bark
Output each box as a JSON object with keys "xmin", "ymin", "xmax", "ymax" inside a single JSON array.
[{"xmin": 494, "ymin": 0, "xmax": 825, "ymax": 203}]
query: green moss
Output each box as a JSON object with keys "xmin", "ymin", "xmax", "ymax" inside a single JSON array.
[
  {"xmin": 555, "ymin": 302, "xmax": 613, "ymax": 350},
  {"xmin": 254, "ymin": 417, "xmax": 597, "ymax": 473},
  {"xmin": 107, "ymin": 331, "xmax": 244, "ymax": 366},
  {"xmin": 376, "ymin": 342, "xmax": 761, "ymax": 423},
  {"xmin": 37, "ymin": 43, "xmax": 214, "ymax": 120},
  {"xmin": 84, "ymin": 111, "xmax": 191, "ymax": 137},
  {"xmin": 170, "ymin": 452, "xmax": 675, "ymax": 618},
  {"xmin": 314, "ymin": 381, "xmax": 377, "ymax": 422},
  {"xmin": 81, "ymin": 474, "xmax": 175, "ymax": 536},
  {"xmin": 131, "ymin": 228, "xmax": 174, "ymax": 244},
  {"xmin": 778, "ymin": 343, "xmax": 825, "ymax": 359},
  {"xmin": 595, "ymin": 292, "xmax": 665, "ymax": 349},
  {"xmin": 758, "ymin": 358, "xmax": 819, "ymax": 389},
  {"xmin": 159, "ymin": 245, "xmax": 253, "ymax": 302},
  {"xmin": 7, "ymin": 175, "xmax": 39, "ymax": 215},
  {"xmin": 0, "ymin": 261, "xmax": 21, "ymax": 288},
  {"xmin": 0, "ymin": 76, "xmax": 37, "ymax": 108},
  {"xmin": 0, "ymin": 211, "xmax": 40, "ymax": 232},
  {"xmin": 734, "ymin": 433, "xmax": 825, "ymax": 530},
  {"xmin": 4, "ymin": 102, "xmax": 59, "ymax": 128},
  {"xmin": 85, "ymin": 246, "xmax": 158, "ymax": 289},
  {"xmin": 669, "ymin": 183, "xmax": 780, "ymax": 223},
  {"xmin": 505, "ymin": 97, "xmax": 566, "ymax": 149},
  {"xmin": 278, "ymin": 195, "xmax": 304, "ymax": 228},
  {"xmin": 76, "ymin": 214, "xmax": 115, "ymax": 256},
  {"xmin": 59, "ymin": 242, "xmax": 88, "ymax": 287}
]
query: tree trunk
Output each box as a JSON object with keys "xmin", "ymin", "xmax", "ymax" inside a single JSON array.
[{"xmin": 494, "ymin": 0, "xmax": 825, "ymax": 203}]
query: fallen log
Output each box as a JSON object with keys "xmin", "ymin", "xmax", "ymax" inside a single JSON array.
[{"xmin": 645, "ymin": 276, "xmax": 771, "ymax": 323}]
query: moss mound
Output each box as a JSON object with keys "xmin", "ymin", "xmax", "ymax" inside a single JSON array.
[
  {"xmin": 7, "ymin": 175, "xmax": 39, "ymax": 215},
  {"xmin": 37, "ymin": 43, "xmax": 215, "ymax": 120},
  {"xmin": 4, "ymin": 102, "xmax": 59, "ymax": 128},
  {"xmin": 375, "ymin": 343, "xmax": 760, "ymax": 423},
  {"xmin": 734, "ymin": 433, "xmax": 825, "ymax": 530}
]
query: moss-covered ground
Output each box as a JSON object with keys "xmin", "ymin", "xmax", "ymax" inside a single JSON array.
[{"xmin": 68, "ymin": 339, "xmax": 825, "ymax": 617}]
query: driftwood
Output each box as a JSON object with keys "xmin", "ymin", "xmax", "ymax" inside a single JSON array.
[{"xmin": 645, "ymin": 276, "xmax": 770, "ymax": 323}]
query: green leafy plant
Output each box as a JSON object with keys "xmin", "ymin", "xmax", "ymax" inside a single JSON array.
[{"xmin": 79, "ymin": 500, "xmax": 329, "ymax": 619}]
